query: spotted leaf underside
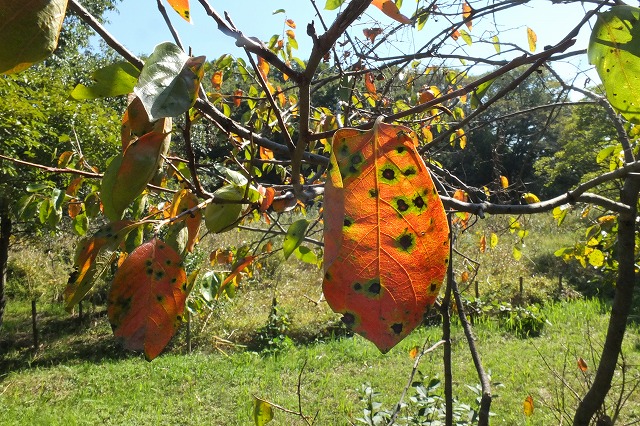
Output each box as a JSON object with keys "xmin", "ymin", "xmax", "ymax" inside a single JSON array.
[
  {"xmin": 107, "ymin": 238, "xmax": 188, "ymax": 360},
  {"xmin": 323, "ymin": 118, "xmax": 449, "ymax": 353}
]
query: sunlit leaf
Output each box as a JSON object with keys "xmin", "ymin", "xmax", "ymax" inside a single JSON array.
[
  {"xmin": 283, "ymin": 219, "xmax": 309, "ymax": 260},
  {"xmin": 364, "ymin": 72, "xmax": 377, "ymax": 96},
  {"xmin": 409, "ymin": 346, "xmax": 419, "ymax": 359},
  {"xmin": 134, "ymin": 42, "xmax": 205, "ymax": 121},
  {"xmin": 588, "ymin": 249, "xmax": 605, "ymax": 267},
  {"xmin": 108, "ymin": 238, "xmax": 188, "ymax": 360},
  {"xmin": 211, "ymin": 70, "xmax": 223, "ymax": 90},
  {"xmin": 527, "ymin": 27, "xmax": 537, "ymax": 52},
  {"xmin": 462, "ymin": 2, "xmax": 472, "ymax": 30},
  {"xmin": 578, "ymin": 357, "xmax": 588, "ymax": 372},
  {"xmin": 166, "ymin": 0, "xmax": 191, "ymax": 22},
  {"xmin": 492, "ymin": 35, "xmax": 500, "ymax": 53},
  {"xmin": 293, "ymin": 246, "xmax": 318, "ymax": 265},
  {"xmin": 456, "ymin": 128, "xmax": 467, "ymax": 149},
  {"xmin": 257, "ymin": 56, "xmax": 270, "ymax": 81},
  {"xmin": 323, "ymin": 118, "xmax": 449, "ymax": 353},
  {"xmin": 219, "ymin": 256, "xmax": 256, "ymax": 294},
  {"xmin": 0, "ymin": 0, "xmax": 68, "ymax": 74},
  {"xmin": 471, "ymin": 78, "xmax": 495, "ymax": 109},
  {"xmin": 513, "ymin": 245, "xmax": 522, "ymax": 261},
  {"xmin": 204, "ymin": 185, "xmax": 245, "ymax": 233},
  {"xmin": 170, "ymin": 189, "xmax": 201, "ymax": 253},
  {"xmin": 64, "ymin": 220, "xmax": 140, "ymax": 311},
  {"xmin": 522, "ymin": 192, "xmax": 540, "ymax": 204},
  {"xmin": 500, "ymin": 175, "xmax": 509, "ymax": 189},
  {"xmin": 285, "ymin": 19, "xmax": 296, "ymax": 29},
  {"xmin": 479, "ymin": 234, "xmax": 486, "ymax": 253},
  {"xmin": 70, "ymin": 61, "xmax": 140, "ymax": 100},
  {"xmin": 459, "ymin": 29, "xmax": 472, "ymax": 46},
  {"xmin": 253, "ymin": 398, "xmax": 274, "ymax": 425},
  {"xmin": 588, "ymin": 6, "xmax": 640, "ymax": 123},
  {"xmin": 523, "ymin": 395, "xmax": 534, "ymax": 416},
  {"xmin": 553, "ymin": 206, "xmax": 568, "ymax": 225},
  {"xmin": 101, "ymin": 130, "xmax": 170, "ymax": 221},
  {"xmin": 371, "ymin": 0, "xmax": 412, "ymax": 24},
  {"xmin": 490, "ymin": 233, "xmax": 498, "ymax": 248}
]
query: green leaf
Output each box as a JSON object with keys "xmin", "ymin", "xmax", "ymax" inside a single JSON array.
[
  {"xmin": 0, "ymin": 0, "xmax": 67, "ymax": 74},
  {"xmin": 325, "ymin": 0, "xmax": 346, "ymax": 10},
  {"xmin": 596, "ymin": 145, "xmax": 617, "ymax": 164},
  {"xmin": 588, "ymin": 5, "xmax": 640, "ymax": 123},
  {"xmin": 272, "ymin": 8, "xmax": 286, "ymax": 14},
  {"xmin": 134, "ymin": 42, "xmax": 206, "ymax": 121},
  {"xmin": 553, "ymin": 206, "xmax": 568, "ymax": 226},
  {"xmin": 283, "ymin": 219, "xmax": 309, "ymax": 260},
  {"xmin": 293, "ymin": 245, "xmax": 318, "ymax": 265},
  {"xmin": 471, "ymin": 79, "xmax": 495, "ymax": 109},
  {"xmin": 588, "ymin": 249, "xmax": 605, "ymax": 267},
  {"xmin": 459, "ymin": 29, "xmax": 472, "ymax": 46},
  {"xmin": 204, "ymin": 186, "xmax": 245, "ymax": 233},
  {"xmin": 26, "ymin": 183, "xmax": 50, "ymax": 192},
  {"xmin": 72, "ymin": 212, "xmax": 89, "ymax": 236},
  {"xmin": 70, "ymin": 61, "xmax": 140, "ymax": 100},
  {"xmin": 253, "ymin": 398, "xmax": 274, "ymax": 426}
]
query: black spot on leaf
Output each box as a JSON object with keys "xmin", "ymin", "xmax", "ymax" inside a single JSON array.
[
  {"xmin": 397, "ymin": 233, "xmax": 414, "ymax": 251},
  {"xmin": 403, "ymin": 167, "xmax": 417, "ymax": 177},
  {"xmin": 344, "ymin": 217, "xmax": 353, "ymax": 227},
  {"xmin": 413, "ymin": 196, "xmax": 425, "ymax": 209},
  {"xmin": 353, "ymin": 282, "xmax": 362, "ymax": 291},
  {"xmin": 367, "ymin": 280, "xmax": 381, "ymax": 295},
  {"xmin": 382, "ymin": 168, "xmax": 395, "ymax": 180},
  {"xmin": 369, "ymin": 189, "xmax": 378, "ymax": 198},
  {"xmin": 396, "ymin": 145, "xmax": 406, "ymax": 154},
  {"xmin": 430, "ymin": 283, "xmax": 437, "ymax": 292},
  {"xmin": 341, "ymin": 312, "xmax": 356, "ymax": 326},
  {"xmin": 397, "ymin": 199, "xmax": 409, "ymax": 212},
  {"xmin": 391, "ymin": 323, "xmax": 403, "ymax": 334}
]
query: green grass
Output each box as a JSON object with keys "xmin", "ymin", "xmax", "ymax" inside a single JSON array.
[
  {"xmin": 1, "ymin": 299, "xmax": 639, "ymax": 425},
  {"xmin": 1, "ymin": 212, "xmax": 639, "ymax": 425}
]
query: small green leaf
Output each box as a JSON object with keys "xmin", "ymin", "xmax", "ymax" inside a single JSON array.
[
  {"xmin": 459, "ymin": 29, "xmax": 472, "ymax": 46},
  {"xmin": 471, "ymin": 79, "xmax": 495, "ymax": 109},
  {"xmin": 253, "ymin": 398, "xmax": 274, "ymax": 426},
  {"xmin": 272, "ymin": 8, "xmax": 286, "ymax": 14},
  {"xmin": 283, "ymin": 219, "xmax": 309, "ymax": 260},
  {"xmin": 72, "ymin": 212, "xmax": 89, "ymax": 236},
  {"xmin": 70, "ymin": 61, "xmax": 140, "ymax": 100},
  {"xmin": 26, "ymin": 183, "xmax": 50, "ymax": 192},
  {"xmin": 325, "ymin": 0, "xmax": 346, "ymax": 10},
  {"xmin": 596, "ymin": 145, "xmax": 617, "ymax": 164}
]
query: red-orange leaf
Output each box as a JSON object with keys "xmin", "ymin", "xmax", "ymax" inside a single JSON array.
[
  {"xmin": 108, "ymin": 238, "xmax": 188, "ymax": 360},
  {"xmin": 363, "ymin": 28, "xmax": 383, "ymax": 43},
  {"xmin": 323, "ymin": 117, "xmax": 450, "ymax": 353},
  {"xmin": 371, "ymin": 0, "xmax": 411, "ymax": 25},
  {"xmin": 578, "ymin": 357, "xmax": 588, "ymax": 372},
  {"xmin": 219, "ymin": 256, "xmax": 256, "ymax": 294},
  {"xmin": 365, "ymin": 72, "xmax": 377, "ymax": 96},
  {"xmin": 285, "ymin": 19, "xmax": 296, "ymax": 29},
  {"xmin": 233, "ymin": 89, "xmax": 243, "ymax": 107},
  {"xmin": 166, "ymin": 0, "xmax": 191, "ymax": 22}
]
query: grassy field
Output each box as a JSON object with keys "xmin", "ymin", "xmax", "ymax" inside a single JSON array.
[{"xmin": 1, "ymin": 213, "xmax": 640, "ymax": 425}]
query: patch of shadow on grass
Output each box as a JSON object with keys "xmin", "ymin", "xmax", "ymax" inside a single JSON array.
[{"xmin": 0, "ymin": 309, "xmax": 136, "ymax": 377}]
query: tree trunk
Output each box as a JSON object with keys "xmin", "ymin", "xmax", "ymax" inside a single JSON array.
[
  {"xmin": 0, "ymin": 205, "xmax": 11, "ymax": 329},
  {"xmin": 573, "ymin": 178, "xmax": 640, "ymax": 425}
]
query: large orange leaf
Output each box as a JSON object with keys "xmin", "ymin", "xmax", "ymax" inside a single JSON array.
[
  {"xmin": 64, "ymin": 220, "xmax": 139, "ymax": 311},
  {"xmin": 108, "ymin": 238, "xmax": 188, "ymax": 360},
  {"xmin": 323, "ymin": 118, "xmax": 449, "ymax": 353},
  {"xmin": 371, "ymin": 0, "xmax": 411, "ymax": 25}
]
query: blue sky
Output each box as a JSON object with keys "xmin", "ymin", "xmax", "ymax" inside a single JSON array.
[{"xmin": 100, "ymin": 1, "xmax": 600, "ymax": 80}]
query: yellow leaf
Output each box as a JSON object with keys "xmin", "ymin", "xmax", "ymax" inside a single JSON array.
[
  {"xmin": 409, "ymin": 346, "xmax": 419, "ymax": 359},
  {"xmin": 456, "ymin": 128, "xmax": 467, "ymax": 149},
  {"xmin": 253, "ymin": 397, "xmax": 274, "ymax": 425},
  {"xmin": 479, "ymin": 234, "xmax": 486, "ymax": 253},
  {"xmin": 490, "ymin": 233, "xmax": 498, "ymax": 248},
  {"xmin": 285, "ymin": 29, "xmax": 295, "ymax": 40},
  {"xmin": 523, "ymin": 395, "xmax": 534, "ymax": 416},
  {"xmin": 461, "ymin": 271, "xmax": 469, "ymax": 283},
  {"xmin": 285, "ymin": 19, "xmax": 296, "ymax": 29},
  {"xmin": 522, "ymin": 193, "xmax": 540, "ymax": 204},
  {"xmin": 527, "ymin": 27, "xmax": 537, "ymax": 52},
  {"xmin": 500, "ymin": 175, "xmax": 509, "ymax": 189}
]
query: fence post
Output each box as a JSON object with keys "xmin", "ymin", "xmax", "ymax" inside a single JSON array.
[
  {"xmin": 31, "ymin": 299, "xmax": 38, "ymax": 350},
  {"xmin": 474, "ymin": 281, "xmax": 479, "ymax": 298}
]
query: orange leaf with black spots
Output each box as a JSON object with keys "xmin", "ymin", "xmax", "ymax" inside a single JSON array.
[
  {"xmin": 323, "ymin": 117, "xmax": 449, "ymax": 353},
  {"xmin": 108, "ymin": 238, "xmax": 188, "ymax": 360},
  {"xmin": 167, "ymin": 0, "xmax": 191, "ymax": 23}
]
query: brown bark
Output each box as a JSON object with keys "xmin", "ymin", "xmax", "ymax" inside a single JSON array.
[{"xmin": 573, "ymin": 178, "xmax": 640, "ymax": 425}]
